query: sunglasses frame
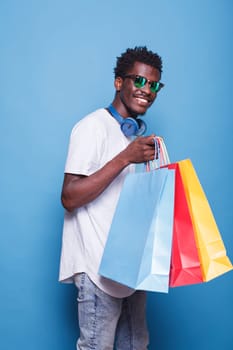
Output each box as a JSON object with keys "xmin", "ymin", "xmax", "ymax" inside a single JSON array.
[{"xmin": 124, "ymin": 74, "xmax": 164, "ymax": 93}]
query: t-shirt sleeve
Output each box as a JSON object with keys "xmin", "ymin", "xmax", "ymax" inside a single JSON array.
[{"xmin": 64, "ymin": 117, "xmax": 103, "ymax": 176}]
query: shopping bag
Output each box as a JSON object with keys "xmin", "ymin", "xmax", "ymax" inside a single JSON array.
[
  {"xmin": 153, "ymin": 138, "xmax": 203, "ymax": 287},
  {"xmin": 99, "ymin": 167, "xmax": 175, "ymax": 293},
  {"xmin": 168, "ymin": 163, "xmax": 203, "ymax": 287},
  {"xmin": 178, "ymin": 159, "xmax": 233, "ymax": 281}
]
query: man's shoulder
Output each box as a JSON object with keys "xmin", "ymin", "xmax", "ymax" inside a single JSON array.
[
  {"xmin": 70, "ymin": 108, "xmax": 110, "ymax": 136},
  {"xmin": 84, "ymin": 107, "xmax": 108, "ymax": 120}
]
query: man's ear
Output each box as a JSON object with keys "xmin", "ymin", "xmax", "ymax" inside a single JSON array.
[{"xmin": 114, "ymin": 77, "xmax": 123, "ymax": 92}]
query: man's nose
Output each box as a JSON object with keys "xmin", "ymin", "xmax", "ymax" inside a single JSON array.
[{"xmin": 142, "ymin": 81, "xmax": 151, "ymax": 94}]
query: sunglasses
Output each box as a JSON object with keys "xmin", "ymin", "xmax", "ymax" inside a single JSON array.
[{"xmin": 124, "ymin": 74, "xmax": 164, "ymax": 93}]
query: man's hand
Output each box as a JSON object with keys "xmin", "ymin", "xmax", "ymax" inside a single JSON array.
[{"xmin": 120, "ymin": 135, "xmax": 156, "ymax": 164}]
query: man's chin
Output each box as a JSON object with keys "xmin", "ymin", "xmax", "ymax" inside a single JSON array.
[
  {"xmin": 131, "ymin": 101, "xmax": 153, "ymax": 116},
  {"xmin": 130, "ymin": 106, "xmax": 148, "ymax": 117}
]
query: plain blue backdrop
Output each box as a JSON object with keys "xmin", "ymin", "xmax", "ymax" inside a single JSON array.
[{"xmin": 0, "ymin": 1, "xmax": 232, "ymax": 349}]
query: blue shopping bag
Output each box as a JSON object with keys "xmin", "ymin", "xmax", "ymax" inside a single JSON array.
[{"xmin": 99, "ymin": 167, "xmax": 175, "ymax": 293}]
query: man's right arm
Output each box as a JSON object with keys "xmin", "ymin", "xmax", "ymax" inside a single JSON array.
[{"xmin": 61, "ymin": 135, "xmax": 156, "ymax": 212}]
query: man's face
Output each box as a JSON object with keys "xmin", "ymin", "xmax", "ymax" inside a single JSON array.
[{"xmin": 115, "ymin": 61, "xmax": 161, "ymax": 117}]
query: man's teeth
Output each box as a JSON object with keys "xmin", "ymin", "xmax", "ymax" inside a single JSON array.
[{"xmin": 136, "ymin": 97, "xmax": 148, "ymax": 103}]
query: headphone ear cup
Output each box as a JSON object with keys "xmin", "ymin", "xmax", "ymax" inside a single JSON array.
[
  {"xmin": 136, "ymin": 119, "xmax": 147, "ymax": 136},
  {"xmin": 120, "ymin": 118, "xmax": 139, "ymax": 137},
  {"xmin": 120, "ymin": 117, "xmax": 147, "ymax": 136}
]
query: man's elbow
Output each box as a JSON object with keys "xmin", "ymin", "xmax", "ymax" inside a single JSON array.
[{"xmin": 61, "ymin": 192, "xmax": 75, "ymax": 213}]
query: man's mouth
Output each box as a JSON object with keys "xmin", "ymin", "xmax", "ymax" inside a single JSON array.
[{"xmin": 135, "ymin": 96, "xmax": 151, "ymax": 106}]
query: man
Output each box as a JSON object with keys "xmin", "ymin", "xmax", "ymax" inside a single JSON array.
[{"xmin": 59, "ymin": 46, "xmax": 164, "ymax": 349}]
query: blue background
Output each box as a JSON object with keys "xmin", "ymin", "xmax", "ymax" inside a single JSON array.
[{"xmin": 1, "ymin": 1, "xmax": 232, "ymax": 349}]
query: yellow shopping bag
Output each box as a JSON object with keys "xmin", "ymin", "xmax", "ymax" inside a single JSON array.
[{"xmin": 178, "ymin": 159, "xmax": 232, "ymax": 281}]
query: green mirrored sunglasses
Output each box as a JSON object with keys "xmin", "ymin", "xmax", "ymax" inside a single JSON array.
[{"xmin": 124, "ymin": 74, "xmax": 164, "ymax": 93}]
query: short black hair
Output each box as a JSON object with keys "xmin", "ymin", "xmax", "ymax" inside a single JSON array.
[{"xmin": 114, "ymin": 46, "xmax": 163, "ymax": 78}]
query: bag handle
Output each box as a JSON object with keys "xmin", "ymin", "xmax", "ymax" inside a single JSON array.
[
  {"xmin": 156, "ymin": 136, "xmax": 170, "ymax": 165},
  {"xmin": 145, "ymin": 136, "xmax": 170, "ymax": 171}
]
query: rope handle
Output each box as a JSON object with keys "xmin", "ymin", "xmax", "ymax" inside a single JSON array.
[{"xmin": 145, "ymin": 136, "xmax": 170, "ymax": 172}]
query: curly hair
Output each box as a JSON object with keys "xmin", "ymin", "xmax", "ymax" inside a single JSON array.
[{"xmin": 114, "ymin": 46, "xmax": 163, "ymax": 78}]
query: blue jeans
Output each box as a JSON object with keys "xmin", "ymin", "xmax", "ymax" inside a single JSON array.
[{"xmin": 74, "ymin": 273, "xmax": 149, "ymax": 350}]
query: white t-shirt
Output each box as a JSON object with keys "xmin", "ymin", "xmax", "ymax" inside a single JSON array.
[{"xmin": 59, "ymin": 108, "xmax": 135, "ymax": 297}]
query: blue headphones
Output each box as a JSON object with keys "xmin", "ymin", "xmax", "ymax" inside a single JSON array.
[{"xmin": 107, "ymin": 104, "xmax": 147, "ymax": 137}]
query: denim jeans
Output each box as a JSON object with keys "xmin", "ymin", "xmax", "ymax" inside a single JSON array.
[{"xmin": 74, "ymin": 273, "xmax": 149, "ymax": 350}]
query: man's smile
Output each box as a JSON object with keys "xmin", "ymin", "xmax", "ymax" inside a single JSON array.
[{"xmin": 134, "ymin": 95, "xmax": 152, "ymax": 106}]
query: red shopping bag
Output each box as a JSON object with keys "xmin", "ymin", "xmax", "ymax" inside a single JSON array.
[{"xmin": 168, "ymin": 163, "xmax": 203, "ymax": 287}]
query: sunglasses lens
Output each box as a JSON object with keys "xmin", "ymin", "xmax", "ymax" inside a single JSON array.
[
  {"xmin": 150, "ymin": 82, "xmax": 160, "ymax": 93},
  {"xmin": 134, "ymin": 76, "xmax": 146, "ymax": 88}
]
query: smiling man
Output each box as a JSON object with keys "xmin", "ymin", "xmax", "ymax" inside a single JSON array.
[{"xmin": 59, "ymin": 46, "xmax": 164, "ymax": 350}]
